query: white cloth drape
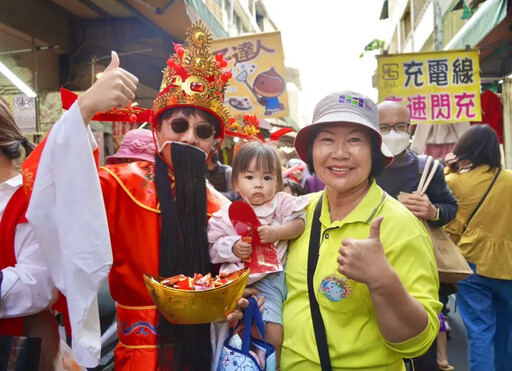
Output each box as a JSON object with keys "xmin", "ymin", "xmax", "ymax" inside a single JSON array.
[{"xmin": 26, "ymin": 102, "xmax": 112, "ymax": 367}]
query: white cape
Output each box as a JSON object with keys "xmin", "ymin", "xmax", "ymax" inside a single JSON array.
[{"xmin": 26, "ymin": 102, "xmax": 112, "ymax": 367}]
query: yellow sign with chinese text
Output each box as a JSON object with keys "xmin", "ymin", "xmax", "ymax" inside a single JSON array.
[
  {"xmin": 212, "ymin": 32, "xmax": 289, "ymax": 121},
  {"xmin": 377, "ymin": 50, "xmax": 481, "ymax": 123}
]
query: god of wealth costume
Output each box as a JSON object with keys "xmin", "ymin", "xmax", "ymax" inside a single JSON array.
[{"xmin": 22, "ymin": 21, "xmax": 234, "ymax": 370}]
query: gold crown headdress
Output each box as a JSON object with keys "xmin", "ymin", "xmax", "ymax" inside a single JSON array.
[{"xmin": 150, "ymin": 21, "xmax": 233, "ymax": 143}]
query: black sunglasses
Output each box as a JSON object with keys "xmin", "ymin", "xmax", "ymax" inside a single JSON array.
[{"xmin": 169, "ymin": 118, "xmax": 215, "ymax": 140}]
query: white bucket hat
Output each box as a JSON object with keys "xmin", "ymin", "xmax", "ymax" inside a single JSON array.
[{"xmin": 294, "ymin": 91, "xmax": 393, "ymax": 167}]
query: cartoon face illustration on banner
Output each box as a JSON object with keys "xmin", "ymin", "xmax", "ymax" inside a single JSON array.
[
  {"xmin": 253, "ymin": 67, "xmax": 285, "ymax": 116},
  {"xmin": 234, "ymin": 65, "xmax": 286, "ymax": 116},
  {"xmin": 212, "ymin": 32, "xmax": 289, "ymax": 120}
]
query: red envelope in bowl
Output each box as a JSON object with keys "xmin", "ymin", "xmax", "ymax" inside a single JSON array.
[{"xmin": 228, "ymin": 201, "xmax": 282, "ymax": 275}]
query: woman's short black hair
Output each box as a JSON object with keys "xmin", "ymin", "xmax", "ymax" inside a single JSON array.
[
  {"xmin": 453, "ymin": 124, "xmax": 501, "ymax": 169},
  {"xmin": 305, "ymin": 124, "xmax": 387, "ymax": 179},
  {"xmin": 157, "ymin": 107, "xmax": 220, "ymax": 135}
]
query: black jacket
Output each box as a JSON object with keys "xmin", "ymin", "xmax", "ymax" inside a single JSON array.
[{"xmin": 376, "ymin": 150, "xmax": 458, "ymax": 227}]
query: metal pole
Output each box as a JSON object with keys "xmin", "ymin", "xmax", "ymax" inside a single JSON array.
[
  {"xmin": 410, "ymin": 0, "xmax": 415, "ymax": 52},
  {"xmin": 433, "ymin": 0, "xmax": 443, "ymax": 50},
  {"xmin": 0, "ymin": 45, "xmax": 60, "ymax": 56},
  {"xmin": 503, "ymin": 78, "xmax": 512, "ymax": 169},
  {"xmin": 229, "ymin": 0, "xmax": 235, "ymax": 34},
  {"xmin": 33, "ymin": 38, "xmax": 40, "ymax": 137},
  {"xmin": 91, "ymin": 56, "xmax": 96, "ymax": 87}
]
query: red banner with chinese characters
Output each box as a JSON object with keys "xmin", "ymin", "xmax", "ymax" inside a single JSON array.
[{"xmin": 377, "ymin": 49, "xmax": 481, "ymax": 123}]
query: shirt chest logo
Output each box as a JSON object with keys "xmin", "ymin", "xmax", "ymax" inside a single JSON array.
[{"xmin": 319, "ymin": 274, "xmax": 352, "ymax": 302}]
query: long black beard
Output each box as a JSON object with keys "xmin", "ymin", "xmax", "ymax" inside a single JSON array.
[{"xmin": 155, "ymin": 142, "xmax": 212, "ymax": 371}]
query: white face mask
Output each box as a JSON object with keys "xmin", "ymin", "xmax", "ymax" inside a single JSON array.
[{"xmin": 381, "ymin": 131, "xmax": 410, "ymax": 156}]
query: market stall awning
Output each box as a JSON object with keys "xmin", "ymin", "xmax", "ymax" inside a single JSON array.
[
  {"xmin": 445, "ymin": 0, "xmax": 507, "ymax": 50},
  {"xmin": 477, "ymin": 11, "xmax": 512, "ymax": 78}
]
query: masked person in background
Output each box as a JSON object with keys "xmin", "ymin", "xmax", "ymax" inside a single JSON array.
[
  {"xmin": 376, "ymin": 101, "xmax": 457, "ymax": 227},
  {"xmin": 375, "ymin": 101, "xmax": 458, "ymax": 371},
  {"xmin": 22, "ymin": 22, "xmax": 260, "ymax": 371}
]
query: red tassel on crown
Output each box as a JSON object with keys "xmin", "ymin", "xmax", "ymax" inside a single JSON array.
[{"xmin": 225, "ymin": 113, "xmax": 293, "ymax": 143}]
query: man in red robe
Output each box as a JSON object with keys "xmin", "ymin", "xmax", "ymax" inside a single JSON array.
[{"xmin": 22, "ymin": 21, "xmax": 255, "ymax": 370}]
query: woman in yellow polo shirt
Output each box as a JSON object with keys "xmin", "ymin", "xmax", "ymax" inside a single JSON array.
[
  {"xmin": 282, "ymin": 91, "xmax": 442, "ymax": 371},
  {"xmin": 443, "ymin": 124, "xmax": 512, "ymax": 371}
]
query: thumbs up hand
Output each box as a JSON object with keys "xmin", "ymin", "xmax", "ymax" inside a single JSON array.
[
  {"xmin": 337, "ymin": 217, "xmax": 393, "ymax": 287},
  {"xmin": 78, "ymin": 51, "xmax": 139, "ymax": 124}
]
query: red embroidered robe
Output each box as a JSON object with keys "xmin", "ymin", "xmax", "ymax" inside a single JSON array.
[{"xmin": 99, "ymin": 161, "xmax": 225, "ymax": 370}]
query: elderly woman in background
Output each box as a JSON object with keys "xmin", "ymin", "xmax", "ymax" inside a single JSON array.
[
  {"xmin": 444, "ymin": 124, "xmax": 512, "ymax": 371},
  {"xmin": 282, "ymin": 91, "xmax": 441, "ymax": 370},
  {"xmin": 105, "ymin": 128, "xmax": 155, "ymax": 164}
]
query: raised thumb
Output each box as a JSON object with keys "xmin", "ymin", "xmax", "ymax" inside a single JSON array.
[
  {"xmin": 104, "ymin": 51, "xmax": 119, "ymax": 72},
  {"xmin": 369, "ymin": 216, "xmax": 384, "ymax": 242}
]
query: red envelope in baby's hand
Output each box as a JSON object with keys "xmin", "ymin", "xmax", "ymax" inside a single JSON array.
[
  {"xmin": 229, "ymin": 201, "xmax": 259, "ymax": 238},
  {"xmin": 228, "ymin": 201, "xmax": 282, "ymax": 275}
]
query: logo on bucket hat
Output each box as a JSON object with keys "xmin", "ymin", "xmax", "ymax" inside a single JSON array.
[
  {"xmin": 338, "ymin": 93, "xmax": 376, "ymax": 114},
  {"xmin": 312, "ymin": 91, "xmax": 379, "ymax": 132}
]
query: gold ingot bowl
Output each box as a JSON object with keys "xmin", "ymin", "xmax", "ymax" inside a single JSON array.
[{"xmin": 143, "ymin": 268, "xmax": 249, "ymax": 325}]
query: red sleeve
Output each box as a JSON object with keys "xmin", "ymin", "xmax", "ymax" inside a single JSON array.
[
  {"xmin": 21, "ymin": 135, "xmax": 48, "ymax": 201},
  {"xmin": 21, "ymin": 133, "xmax": 101, "ymax": 201}
]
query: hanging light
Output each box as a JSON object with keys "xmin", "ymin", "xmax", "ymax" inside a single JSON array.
[{"xmin": 0, "ymin": 61, "xmax": 36, "ymax": 97}]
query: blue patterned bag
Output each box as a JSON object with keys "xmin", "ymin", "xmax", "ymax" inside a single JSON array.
[{"xmin": 217, "ymin": 297, "xmax": 276, "ymax": 371}]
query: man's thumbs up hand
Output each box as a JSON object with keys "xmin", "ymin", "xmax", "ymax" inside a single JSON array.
[
  {"xmin": 78, "ymin": 51, "xmax": 139, "ymax": 124},
  {"xmin": 337, "ymin": 217, "xmax": 393, "ymax": 288},
  {"xmin": 104, "ymin": 50, "xmax": 120, "ymax": 73}
]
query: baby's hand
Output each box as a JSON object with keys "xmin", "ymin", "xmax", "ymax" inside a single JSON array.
[
  {"xmin": 257, "ymin": 225, "xmax": 279, "ymax": 244},
  {"xmin": 233, "ymin": 239, "xmax": 252, "ymax": 260}
]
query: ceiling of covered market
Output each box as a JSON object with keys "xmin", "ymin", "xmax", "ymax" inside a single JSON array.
[
  {"xmin": 0, "ymin": 0, "xmax": 195, "ymax": 107},
  {"xmin": 50, "ymin": 0, "xmax": 193, "ymax": 40}
]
